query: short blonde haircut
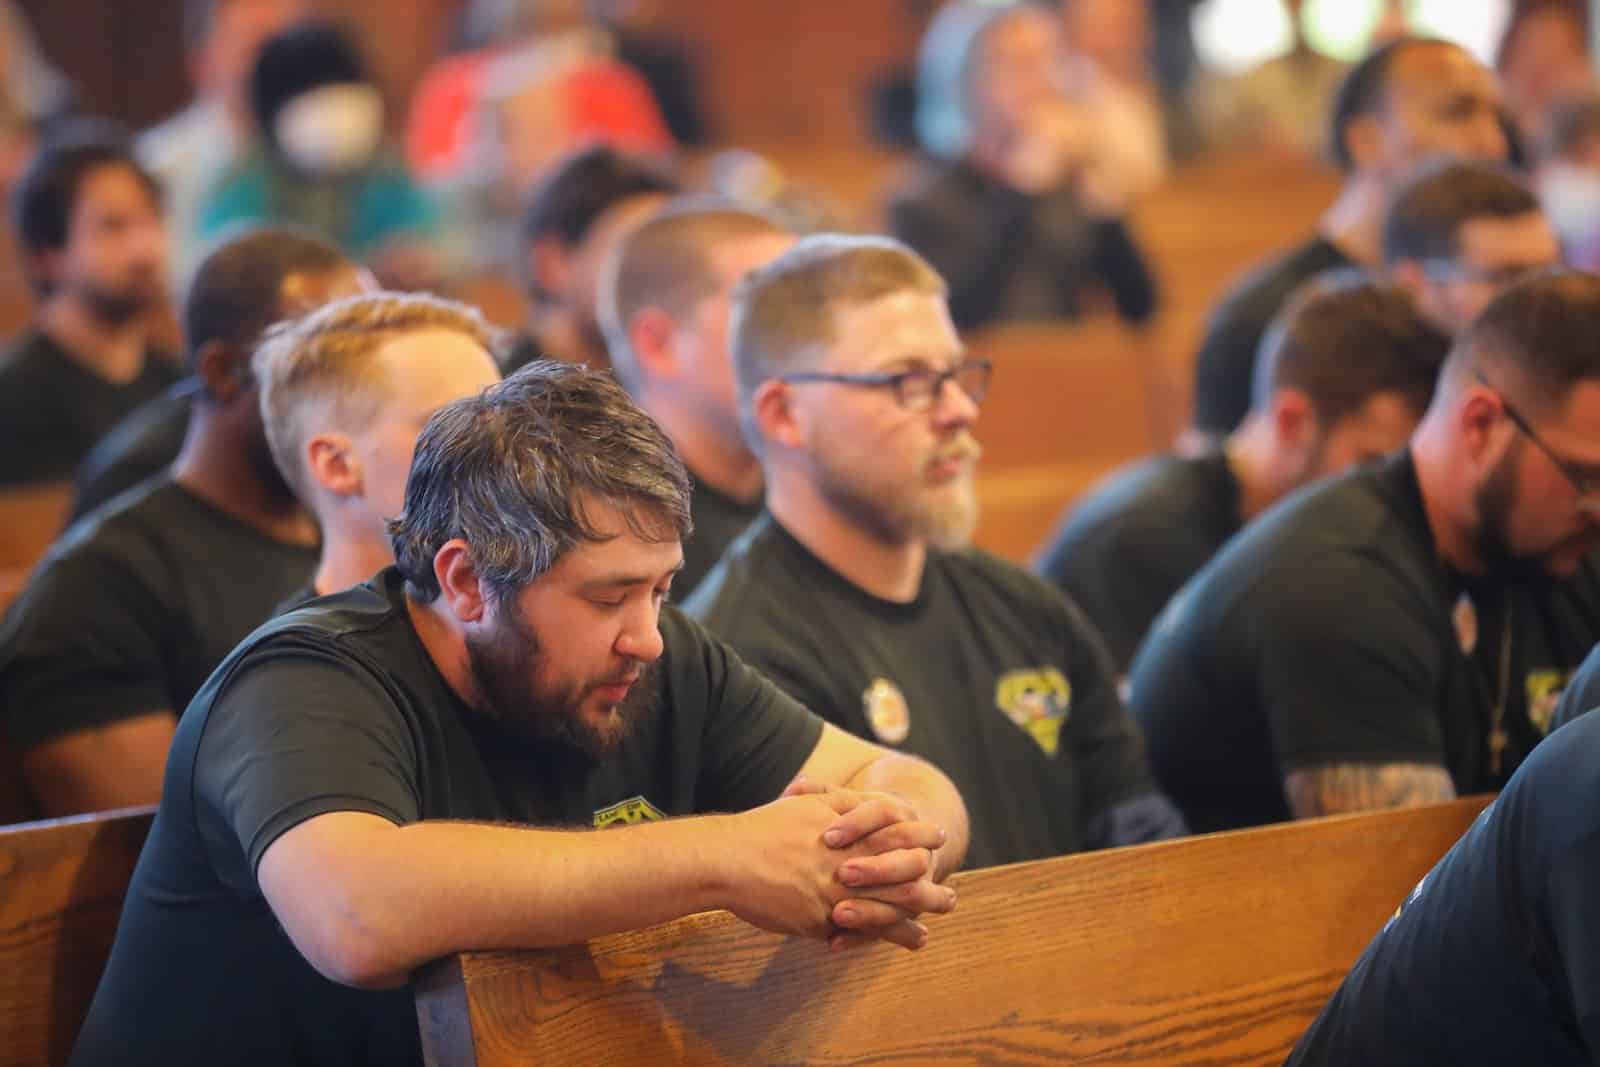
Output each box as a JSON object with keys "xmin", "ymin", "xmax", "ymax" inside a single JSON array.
[
  {"xmin": 729, "ymin": 234, "xmax": 946, "ymax": 450},
  {"xmin": 598, "ymin": 198, "xmax": 790, "ymax": 395},
  {"xmin": 255, "ymin": 291, "xmax": 497, "ymax": 501}
]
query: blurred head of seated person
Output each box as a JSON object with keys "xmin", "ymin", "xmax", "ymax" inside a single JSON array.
[
  {"xmin": 1495, "ymin": 0, "xmax": 1593, "ymax": 153},
  {"xmin": 257, "ymin": 291, "xmax": 502, "ymax": 607},
  {"xmin": 1288, "ymin": 705, "xmax": 1600, "ymax": 1067},
  {"xmin": 1034, "ymin": 278, "xmax": 1449, "ymax": 674},
  {"xmin": 597, "ymin": 199, "xmax": 795, "ymax": 598},
  {"xmin": 0, "ymin": 120, "xmax": 176, "ymax": 487},
  {"xmin": 1188, "ymin": 36, "xmax": 1508, "ymax": 439},
  {"xmin": 71, "ymin": 222, "xmax": 368, "ymax": 519},
  {"xmin": 683, "ymin": 234, "xmax": 1185, "ymax": 869},
  {"xmin": 1534, "ymin": 93, "xmax": 1600, "ymax": 270},
  {"xmin": 1129, "ymin": 269, "xmax": 1600, "ymax": 835},
  {"xmin": 1384, "ymin": 161, "xmax": 1561, "ymax": 338},
  {"xmin": 889, "ymin": 1, "xmax": 1159, "ymax": 332},
  {"xmin": 70, "ymin": 361, "xmax": 971, "ymax": 1067},
  {"xmin": 198, "ymin": 19, "xmax": 445, "ymax": 291},
  {"xmin": 140, "ymin": 0, "xmax": 309, "ymax": 284},
  {"xmin": 0, "ymin": 227, "xmax": 354, "ymax": 818},
  {"xmin": 510, "ymin": 142, "xmax": 679, "ymax": 372}
]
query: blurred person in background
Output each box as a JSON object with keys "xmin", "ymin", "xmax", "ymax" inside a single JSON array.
[
  {"xmin": 1534, "ymin": 92, "xmax": 1600, "ymax": 269},
  {"xmin": 1497, "ymin": 0, "xmax": 1593, "ymax": 152},
  {"xmin": 407, "ymin": 0, "xmax": 675, "ymax": 273},
  {"xmin": 1196, "ymin": 0, "xmax": 1349, "ymax": 158},
  {"xmin": 1035, "ymin": 279, "xmax": 1448, "ymax": 675},
  {"xmin": 1384, "ymin": 160, "xmax": 1561, "ymax": 339},
  {"xmin": 598, "ymin": 201, "xmax": 795, "ymax": 598},
  {"xmin": 508, "ymin": 143, "xmax": 679, "ymax": 371},
  {"xmin": 1189, "ymin": 36, "xmax": 1507, "ymax": 440},
  {"xmin": 200, "ymin": 20, "xmax": 445, "ymax": 291},
  {"xmin": 0, "ymin": 2, "xmax": 74, "ymax": 200},
  {"xmin": 71, "ymin": 226, "xmax": 369, "ymax": 519},
  {"xmin": 891, "ymin": 1, "xmax": 1158, "ymax": 332},
  {"xmin": 1059, "ymin": 0, "xmax": 1169, "ymax": 200},
  {"xmin": 0, "ymin": 123, "xmax": 176, "ymax": 486},
  {"xmin": 140, "ymin": 0, "xmax": 308, "ymax": 287},
  {"xmin": 0, "ymin": 228, "xmax": 352, "ymax": 817}
]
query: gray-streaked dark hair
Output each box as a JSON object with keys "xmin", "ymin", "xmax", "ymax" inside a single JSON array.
[{"xmin": 388, "ymin": 360, "xmax": 693, "ymax": 603}]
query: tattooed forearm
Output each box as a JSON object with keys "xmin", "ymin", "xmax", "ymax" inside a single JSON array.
[{"xmin": 1283, "ymin": 763, "xmax": 1457, "ymax": 819}]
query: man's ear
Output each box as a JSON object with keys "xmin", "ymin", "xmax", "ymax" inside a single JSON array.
[
  {"xmin": 628, "ymin": 306, "xmax": 680, "ymax": 382},
  {"xmin": 752, "ymin": 378, "xmax": 803, "ymax": 452},
  {"xmin": 194, "ymin": 339, "xmax": 248, "ymax": 402},
  {"xmin": 433, "ymin": 538, "xmax": 488, "ymax": 623},
  {"xmin": 530, "ymin": 237, "xmax": 573, "ymax": 302},
  {"xmin": 305, "ymin": 432, "xmax": 361, "ymax": 498},
  {"xmin": 26, "ymin": 248, "xmax": 61, "ymax": 296},
  {"xmin": 1343, "ymin": 112, "xmax": 1386, "ymax": 173},
  {"xmin": 1269, "ymin": 387, "xmax": 1318, "ymax": 448},
  {"xmin": 1457, "ymin": 380, "xmax": 1508, "ymax": 470}
]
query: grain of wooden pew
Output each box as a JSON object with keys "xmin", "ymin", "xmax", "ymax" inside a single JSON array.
[
  {"xmin": 415, "ymin": 796, "xmax": 1491, "ymax": 1067},
  {"xmin": 0, "ymin": 807, "xmax": 154, "ymax": 1067}
]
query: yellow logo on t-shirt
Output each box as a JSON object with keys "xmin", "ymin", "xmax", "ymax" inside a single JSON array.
[
  {"xmin": 862, "ymin": 678, "xmax": 911, "ymax": 745},
  {"xmin": 995, "ymin": 668, "xmax": 1072, "ymax": 756},
  {"xmin": 1526, "ymin": 670, "xmax": 1572, "ymax": 736},
  {"xmin": 592, "ymin": 795, "xmax": 666, "ymax": 828}
]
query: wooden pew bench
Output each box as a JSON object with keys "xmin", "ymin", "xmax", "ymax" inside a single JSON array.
[
  {"xmin": 416, "ymin": 796, "xmax": 1491, "ymax": 1066},
  {"xmin": 0, "ymin": 808, "xmax": 154, "ymax": 1067}
]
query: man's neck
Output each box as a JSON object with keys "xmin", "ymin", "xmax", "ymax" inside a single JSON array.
[
  {"xmin": 171, "ymin": 410, "xmax": 319, "ymax": 547},
  {"xmin": 312, "ymin": 522, "xmax": 396, "ymax": 596},
  {"xmin": 38, "ymin": 296, "xmax": 148, "ymax": 384},
  {"xmin": 1224, "ymin": 416, "xmax": 1289, "ymax": 522},
  {"xmin": 767, "ymin": 473, "xmax": 926, "ymax": 604},
  {"xmin": 644, "ymin": 395, "xmax": 763, "ymax": 503},
  {"xmin": 1318, "ymin": 175, "xmax": 1389, "ymax": 267},
  {"xmin": 1410, "ymin": 418, "xmax": 1487, "ymax": 575}
]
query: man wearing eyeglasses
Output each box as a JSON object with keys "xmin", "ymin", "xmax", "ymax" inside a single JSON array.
[
  {"xmin": 1129, "ymin": 270, "xmax": 1600, "ymax": 834},
  {"xmin": 686, "ymin": 234, "xmax": 1185, "ymax": 868},
  {"xmin": 1383, "ymin": 160, "xmax": 1561, "ymax": 338}
]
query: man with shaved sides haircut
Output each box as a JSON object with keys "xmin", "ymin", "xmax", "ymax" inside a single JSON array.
[
  {"xmin": 1132, "ymin": 270, "xmax": 1600, "ymax": 833},
  {"xmin": 599, "ymin": 199, "xmax": 795, "ymax": 596},
  {"xmin": 1037, "ymin": 278, "xmax": 1449, "ymax": 673}
]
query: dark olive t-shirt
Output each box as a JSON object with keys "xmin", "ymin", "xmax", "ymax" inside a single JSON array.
[
  {"xmin": 1033, "ymin": 450, "xmax": 1242, "ymax": 672},
  {"xmin": 72, "ymin": 568, "xmax": 823, "ymax": 1067},
  {"xmin": 1128, "ymin": 450, "xmax": 1600, "ymax": 832},
  {"xmin": 1189, "ymin": 236, "xmax": 1353, "ymax": 435},
  {"xmin": 71, "ymin": 384, "xmax": 192, "ymax": 520},
  {"xmin": 1, "ymin": 477, "xmax": 318, "ymax": 751},
  {"xmin": 686, "ymin": 515, "xmax": 1170, "ymax": 868},
  {"xmin": 1289, "ymin": 709, "xmax": 1600, "ymax": 1065},
  {"xmin": 0, "ymin": 328, "xmax": 181, "ymax": 486},
  {"xmin": 677, "ymin": 475, "xmax": 763, "ymax": 601}
]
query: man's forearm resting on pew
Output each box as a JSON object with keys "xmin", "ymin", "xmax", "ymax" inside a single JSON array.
[
  {"xmin": 1283, "ymin": 762, "xmax": 1457, "ymax": 819},
  {"xmin": 258, "ymin": 745, "xmax": 967, "ymax": 990}
]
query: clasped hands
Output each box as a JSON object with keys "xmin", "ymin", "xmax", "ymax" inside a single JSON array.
[{"xmin": 781, "ymin": 776, "xmax": 956, "ymax": 953}]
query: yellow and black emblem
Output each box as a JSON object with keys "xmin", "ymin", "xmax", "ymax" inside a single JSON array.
[
  {"xmin": 592, "ymin": 795, "xmax": 667, "ymax": 828},
  {"xmin": 1526, "ymin": 670, "xmax": 1571, "ymax": 736},
  {"xmin": 995, "ymin": 668, "xmax": 1072, "ymax": 756},
  {"xmin": 862, "ymin": 677, "xmax": 911, "ymax": 745}
]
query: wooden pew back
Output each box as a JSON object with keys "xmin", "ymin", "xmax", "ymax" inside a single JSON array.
[
  {"xmin": 0, "ymin": 808, "xmax": 154, "ymax": 1067},
  {"xmin": 0, "ymin": 480, "xmax": 72, "ymax": 617},
  {"xmin": 416, "ymin": 796, "xmax": 1491, "ymax": 1066},
  {"xmin": 966, "ymin": 319, "xmax": 1168, "ymax": 561}
]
